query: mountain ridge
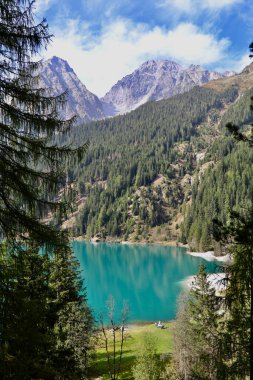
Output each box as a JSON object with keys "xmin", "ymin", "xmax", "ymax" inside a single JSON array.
[
  {"xmin": 101, "ymin": 59, "xmax": 235, "ymax": 114},
  {"xmin": 39, "ymin": 56, "xmax": 237, "ymax": 122}
]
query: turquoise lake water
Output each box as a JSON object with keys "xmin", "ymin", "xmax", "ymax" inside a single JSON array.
[{"xmin": 73, "ymin": 241, "xmax": 219, "ymax": 323}]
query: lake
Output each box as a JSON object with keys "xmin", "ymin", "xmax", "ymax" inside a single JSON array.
[{"xmin": 73, "ymin": 241, "xmax": 219, "ymax": 323}]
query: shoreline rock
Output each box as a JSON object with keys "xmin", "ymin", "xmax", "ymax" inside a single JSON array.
[{"xmin": 186, "ymin": 250, "xmax": 231, "ymax": 263}]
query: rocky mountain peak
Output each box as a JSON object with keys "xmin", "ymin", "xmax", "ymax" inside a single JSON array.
[
  {"xmin": 39, "ymin": 56, "xmax": 106, "ymax": 123},
  {"xmin": 139, "ymin": 59, "xmax": 182, "ymax": 71},
  {"xmin": 46, "ymin": 56, "xmax": 74, "ymax": 74},
  {"xmin": 187, "ymin": 64, "xmax": 203, "ymax": 70},
  {"xmin": 101, "ymin": 60, "xmax": 228, "ymax": 114}
]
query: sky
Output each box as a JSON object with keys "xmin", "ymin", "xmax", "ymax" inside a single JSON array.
[{"xmin": 35, "ymin": 0, "xmax": 253, "ymax": 97}]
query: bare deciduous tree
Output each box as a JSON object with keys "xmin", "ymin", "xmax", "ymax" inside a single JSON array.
[{"xmin": 98, "ymin": 296, "xmax": 129, "ymax": 380}]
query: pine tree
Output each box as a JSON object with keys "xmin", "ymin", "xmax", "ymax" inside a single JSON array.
[
  {"xmin": 0, "ymin": 0, "xmax": 86, "ymax": 247},
  {"xmin": 0, "ymin": 244, "xmax": 94, "ymax": 379},
  {"xmin": 48, "ymin": 247, "xmax": 94, "ymax": 379},
  {"xmin": 174, "ymin": 264, "xmax": 224, "ymax": 379},
  {"xmin": 0, "ymin": 244, "xmax": 54, "ymax": 379},
  {"xmin": 216, "ymin": 211, "xmax": 253, "ymax": 379}
]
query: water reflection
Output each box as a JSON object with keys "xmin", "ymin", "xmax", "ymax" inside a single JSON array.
[{"xmin": 73, "ymin": 242, "xmax": 217, "ymax": 322}]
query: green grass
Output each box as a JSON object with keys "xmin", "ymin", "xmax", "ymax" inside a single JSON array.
[{"xmin": 88, "ymin": 322, "xmax": 174, "ymax": 379}]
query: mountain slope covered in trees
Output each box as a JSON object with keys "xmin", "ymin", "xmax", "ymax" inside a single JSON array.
[{"xmin": 59, "ymin": 66, "xmax": 253, "ymax": 251}]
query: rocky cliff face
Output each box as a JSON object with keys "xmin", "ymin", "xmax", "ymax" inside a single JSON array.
[
  {"xmin": 39, "ymin": 56, "xmax": 106, "ymax": 123},
  {"xmin": 101, "ymin": 60, "xmax": 234, "ymax": 114}
]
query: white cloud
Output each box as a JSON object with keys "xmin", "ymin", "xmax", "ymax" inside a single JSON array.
[
  {"xmin": 34, "ymin": 0, "xmax": 56, "ymax": 15},
  {"xmin": 162, "ymin": 0, "xmax": 192, "ymax": 13},
  {"xmin": 161, "ymin": 0, "xmax": 243, "ymax": 13},
  {"xmin": 202, "ymin": 0, "xmax": 243, "ymax": 9},
  {"xmin": 232, "ymin": 53, "xmax": 252, "ymax": 72},
  {"xmin": 42, "ymin": 19, "xmax": 230, "ymax": 96},
  {"xmin": 213, "ymin": 51, "xmax": 252, "ymax": 74}
]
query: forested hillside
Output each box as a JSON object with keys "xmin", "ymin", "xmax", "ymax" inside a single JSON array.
[{"xmin": 58, "ymin": 74, "xmax": 253, "ymax": 251}]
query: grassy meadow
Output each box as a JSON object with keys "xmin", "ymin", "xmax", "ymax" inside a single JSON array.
[{"xmin": 88, "ymin": 322, "xmax": 174, "ymax": 379}]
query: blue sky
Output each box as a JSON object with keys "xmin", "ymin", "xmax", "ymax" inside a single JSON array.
[{"xmin": 35, "ymin": 0, "xmax": 253, "ymax": 96}]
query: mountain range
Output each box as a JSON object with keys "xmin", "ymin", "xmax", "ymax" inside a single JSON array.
[
  {"xmin": 102, "ymin": 60, "xmax": 234, "ymax": 114},
  {"xmin": 39, "ymin": 56, "xmax": 235, "ymax": 122}
]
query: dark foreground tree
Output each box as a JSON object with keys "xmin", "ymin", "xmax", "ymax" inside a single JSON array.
[
  {"xmin": 48, "ymin": 247, "xmax": 94, "ymax": 379},
  {"xmin": 0, "ymin": 243, "xmax": 94, "ymax": 380},
  {"xmin": 0, "ymin": 244, "xmax": 54, "ymax": 379},
  {"xmin": 0, "ymin": 1, "xmax": 93, "ymax": 379},
  {"xmin": 0, "ymin": 0, "xmax": 86, "ymax": 247}
]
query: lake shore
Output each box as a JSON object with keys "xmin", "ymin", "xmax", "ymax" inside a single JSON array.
[
  {"xmin": 126, "ymin": 320, "xmax": 172, "ymax": 329},
  {"xmin": 74, "ymin": 235, "xmax": 183, "ymax": 247},
  {"xmin": 74, "ymin": 235, "xmax": 230, "ymax": 262}
]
